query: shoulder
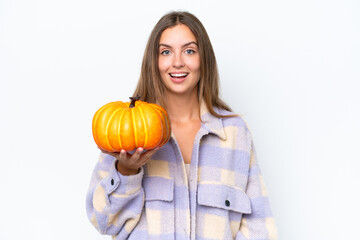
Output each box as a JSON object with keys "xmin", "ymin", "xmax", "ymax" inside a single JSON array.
[
  {"xmin": 215, "ymin": 108, "xmax": 254, "ymax": 148},
  {"xmin": 216, "ymin": 108, "xmax": 250, "ymax": 131}
]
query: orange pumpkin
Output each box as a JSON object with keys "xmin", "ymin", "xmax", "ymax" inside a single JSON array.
[{"xmin": 92, "ymin": 96, "xmax": 171, "ymax": 152}]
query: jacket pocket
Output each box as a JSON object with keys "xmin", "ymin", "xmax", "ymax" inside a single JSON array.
[
  {"xmin": 143, "ymin": 176, "xmax": 174, "ymax": 201},
  {"xmin": 197, "ymin": 183, "xmax": 251, "ymax": 214},
  {"xmin": 142, "ymin": 176, "xmax": 175, "ymax": 239}
]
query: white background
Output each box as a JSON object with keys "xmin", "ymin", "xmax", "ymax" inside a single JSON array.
[{"xmin": 1, "ymin": 0, "xmax": 359, "ymax": 239}]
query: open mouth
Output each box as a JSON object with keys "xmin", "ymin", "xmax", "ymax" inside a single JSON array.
[{"xmin": 169, "ymin": 73, "xmax": 188, "ymax": 78}]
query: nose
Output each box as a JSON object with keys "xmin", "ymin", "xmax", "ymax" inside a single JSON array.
[{"xmin": 172, "ymin": 52, "xmax": 185, "ymax": 68}]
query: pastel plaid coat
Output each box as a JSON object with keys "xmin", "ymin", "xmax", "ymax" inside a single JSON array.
[{"xmin": 86, "ymin": 102, "xmax": 277, "ymax": 239}]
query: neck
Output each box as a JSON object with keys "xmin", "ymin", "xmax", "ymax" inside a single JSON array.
[{"xmin": 165, "ymin": 91, "xmax": 200, "ymax": 123}]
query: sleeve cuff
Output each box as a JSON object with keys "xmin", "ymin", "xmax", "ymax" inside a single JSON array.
[{"xmin": 104, "ymin": 160, "xmax": 144, "ymax": 196}]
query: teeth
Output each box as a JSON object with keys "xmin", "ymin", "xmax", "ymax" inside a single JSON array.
[{"xmin": 170, "ymin": 73, "xmax": 188, "ymax": 77}]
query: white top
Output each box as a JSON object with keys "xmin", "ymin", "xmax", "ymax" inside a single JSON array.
[{"xmin": 185, "ymin": 163, "xmax": 191, "ymax": 184}]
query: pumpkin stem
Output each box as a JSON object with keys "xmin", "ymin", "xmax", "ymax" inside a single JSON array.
[{"xmin": 129, "ymin": 96, "xmax": 141, "ymax": 108}]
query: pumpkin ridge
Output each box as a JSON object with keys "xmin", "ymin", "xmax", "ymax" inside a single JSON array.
[
  {"xmin": 138, "ymin": 105, "xmax": 148, "ymax": 149},
  {"xmin": 92, "ymin": 102, "xmax": 119, "ymax": 146},
  {"xmin": 150, "ymin": 106, "xmax": 163, "ymax": 147},
  {"xmin": 163, "ymin": 111, "xmax": 170, "ymax": 144},
  {"xmin": 152, "ymin": 107, "xmax": 165, "ymax": 146},
  {"xmin": 151, "ymin": 104, "xmax": 171, "ymax": 146},
  {"xmin": 105, "ymin": 108, "xmax": 121, "ymax": 151},
  {"xmin": 117, "ymin": 109, "xmax": 125, "ymax": 150},
  {"xmin": 131, "ymin": 108, "xmax": 138, "ymax": 148}
]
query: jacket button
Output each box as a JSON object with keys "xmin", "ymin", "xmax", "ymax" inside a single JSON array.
[
  {"xmin": 225, "ymin": 200, "xmax": 230, "ymax": 207},
  {"xmin": 111, "ymin": 179, "xmax": 114, "ymax": 186}
]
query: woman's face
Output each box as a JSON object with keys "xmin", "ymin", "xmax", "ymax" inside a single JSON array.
[{"xmin": 158, "ymin": 24, "xmax": 201, "ymax": 97}]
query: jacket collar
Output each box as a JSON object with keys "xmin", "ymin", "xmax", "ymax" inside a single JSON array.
[{"xmin": 200, "ymin": 100, "xmax": 227, "ymax": 141}]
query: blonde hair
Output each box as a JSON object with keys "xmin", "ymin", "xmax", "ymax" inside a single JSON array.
[{"xmin": 133, "ymin": 11, "xmax": 235, "ymax": 118}]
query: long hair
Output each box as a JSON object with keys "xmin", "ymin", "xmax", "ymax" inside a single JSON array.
[{"xmin": 133, "ymin": 11, "xmax": 235, "ymax": 118}]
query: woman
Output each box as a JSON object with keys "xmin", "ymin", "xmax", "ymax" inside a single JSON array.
[{"xmin": 86, "ymin": 11, "xmax": 277, "ymax": 240}]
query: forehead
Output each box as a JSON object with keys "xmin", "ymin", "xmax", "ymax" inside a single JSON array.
[{"xmin": 159, "ymin": 24, "xmax": 197, "ymax": 45}]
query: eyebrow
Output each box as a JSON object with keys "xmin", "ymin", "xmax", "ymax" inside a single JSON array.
[{"xmin": 159, "ymin": 41, "xmax": 198, "ymax": 49}]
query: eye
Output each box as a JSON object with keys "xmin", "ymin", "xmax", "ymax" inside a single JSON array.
[
  {"xmin": 185, "ymin": 49, "xmax": 195, "ymax": 54},
  {"xmin": 161, "ymin": 50, "xmax": 171, "ymax": 55}
]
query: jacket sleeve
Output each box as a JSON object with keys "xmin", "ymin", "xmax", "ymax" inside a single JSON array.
[
  {"xmin": 236, "ymin": 140, "xmax": 278, "ymax": 240},
  {"xmin": 86, "ymin": 152, "xmax": 144, "ymax": 237}
]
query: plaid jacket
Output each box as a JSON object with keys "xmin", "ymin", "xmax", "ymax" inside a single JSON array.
[{"xmin": 86, "ymin": 102, "xmax": 278, "ymax": 240}]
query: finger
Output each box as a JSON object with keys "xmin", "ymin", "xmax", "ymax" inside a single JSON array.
[
  {"xmin": 138, "ymin": 156, "xmax": 151, "ymax": 166},
  {"xmin": 119, "ymin": 149, "xmax": 127, "ymax": 161},
  {"xmin": 142, "ymin": 147, "xmax": 159, "ymax": 158},
  {"xmin": 138, "ymin": 147, "xmax": 159, "ymax": 165},
  {"xmin": 130, "ymin": 147, "xmax": 143, "ymax": 161}
]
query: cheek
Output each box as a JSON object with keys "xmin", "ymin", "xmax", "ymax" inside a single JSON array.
[
  {"xmin": 187, "ymin": 56, "xmax": 201, "ymax": 72},
  {"xmin": 158, "ymin": 57, "xmax": 170, "ymax": 73}
]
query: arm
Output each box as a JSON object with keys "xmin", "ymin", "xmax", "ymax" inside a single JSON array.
[
  {"xmin": 85, "ymin": 152, "xmax": 145, "ymax": 237},
  {"xmin": 236, "ymin": 141, "xmax": 278, "ymax": 240}
]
